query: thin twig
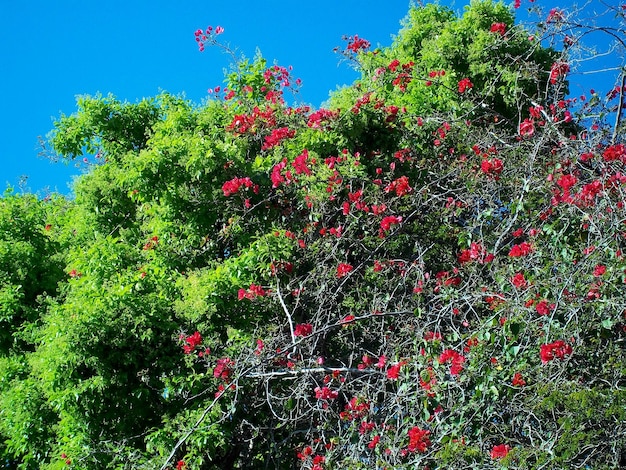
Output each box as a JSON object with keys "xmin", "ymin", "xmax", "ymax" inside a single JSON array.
[{"xmin": 612, "ymin": 70, "xmax": 626, "ymax": 145}]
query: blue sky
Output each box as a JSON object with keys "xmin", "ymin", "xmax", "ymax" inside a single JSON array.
[
  {"xmin": 0, "ymin": 1, "xmax": 411, "ymax": 195},
  {"xmin": 0, "ymin": 1, "xmax": 622, "ymax": 195}
]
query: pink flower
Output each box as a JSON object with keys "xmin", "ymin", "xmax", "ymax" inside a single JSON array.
[{"xmin": 491, "ymin": 444, "xmax": 511, "ymax": 459}]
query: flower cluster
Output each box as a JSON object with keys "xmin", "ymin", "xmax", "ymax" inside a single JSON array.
[
  {"xmin": 180, "ymin": 331, "xmax": 203, "ymax": 355},
  {"xmin": 222, "ymin": 177, "xmax": 259, "ymax": 197},
  {"xmin": 336, "ymin": 263, "xmax": 354, "ymax": 278},
  {"xmin": 294, "ymin": 323, "xmax": 313, "ymax": 337},
  {"xmin": 406, "ymin": 426, "xmax": 431, "ymax": 453},
  {"xmin": 194, "ymin": 25, "xmax": 224, "ymax": 52},
  {"xmin": 238, "ymin": 283, "xmax": 269, "ymax": 300},
  {"xmin": 540, "ymin": 340, "xmax": 573, "ymax": 363},
  {"xmin": 438, "ymin": 349, "xmax": 466, "ymax": 375},
  {"xmin": 458, "ymin": 242, "xmax": 494, "ymax": 264},
  {"xmin": 345, "ymin": 34, "xmax": 370, "ymax": 53},
  {"xmin": 458, "ymin": 77, "xmax": 474, "ymax": 93}
]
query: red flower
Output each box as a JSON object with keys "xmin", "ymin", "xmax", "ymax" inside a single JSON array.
[
  {"xmin": 262, "ymin": 127, "xmax": 295, "ymax": 150},
  {"xmin": 535, "ymin": 300, "xmax": 554, "ymax": 316},
  {"xmin": 368, "ymin": 435, "xmax": 380, "ymax": 448},
  {"xmin": 512, "ymin": 372, "xmax": 526, "ymax": 387},
  {"xmin": 384, "ymin": 176, "xmax": 412, "ymax": 197},
  {"xmin": 315, "ymin": 386, "xmax": 338, "ymax": 400},
  {"xmin": 407, "ymin": 426, "xmax": 431, "ymax": 453},
  {"xmin": 238, "ymin": 283, "xmax": 268, "ymax": 300},
  {"xmin": 438, "ymin": 349, "xmax": 466, "ymax": 375},
  {"xmin": 176, "ymin": 460, "xmax": 186, "ymax": 470},
  {"xmin": 346, "ymin": 34, "xmax": 370, "ymax": 53},
  {"xmin": 181, "ymin": 331, "xmax": 203, "ymax": 354},
  {"xmin": 490, "ymin": 22, "xmax": 507, "ymax": 35},
  {"xmin": 213, "ymin": 357, "xmax": 234, "ymax": 380},
  {"xmin": 593, "ymin": 265, "xmax": 606, "ymax": 277},
  {"xmin": 294, "ymin": 323, "xmax": 313, "ymax": 337},
  {"xmin": 481, "ymin": 158, "xmax": 503, "ymax": 178},
  {"xmin": 458, "ymin": 242, "xmax": 494, "ymax": 264},
  {"xmin": 222, "ymin": 176, "xmax": 259, "ymax": 197},
  {"xmin": 508, "ymin": 241, "xmax": 533, "ymax": 257},
  {"xmin": 458, "ymin": 77, "xmax": 474, "ymax": 93},
  {"xmin": 519, "ymin": 118, "xmax": 535, "ymax": 136},
  {"xmin": 380, "ymin": 215, "xmax": 402, "ymax": 232},
  {"xmin": 511, "ymin": 272, "xmax": 527, "ymax": 289},
  {"xmin": 337, "ymin": 263, "xmax": 354, "ymax": 278},
  {"xmin": 292, "ymin": 149, "xmax": 311, "ymax": 175},
  {"xmin": 550, "ymin": 61, "xmax": 570, "ymax": 84},
  {"xmin": 386, "ymin": 361, "xmax": 405, "ymax": 380},
  {"xmin": 540, "ymin": 340, "xmax": 573, "ymax": 363},
  {"xmin": 490, "ymin": 444, "xmax": 511, "ymax": 459}
]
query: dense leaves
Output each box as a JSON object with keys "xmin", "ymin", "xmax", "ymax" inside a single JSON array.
[{"xmin": 1, "ymin": 1, "xmax": 625, "ymax": 469}]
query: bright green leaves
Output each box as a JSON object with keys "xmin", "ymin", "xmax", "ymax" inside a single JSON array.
[{"xmin": 49, "ymin": 94, "xmax": 162, "ymax": 161}]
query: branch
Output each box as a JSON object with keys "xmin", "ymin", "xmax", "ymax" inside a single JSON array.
[
  {"xmin": 612, "ymin": 70, "xmax": 626, "ymax": 145},
  {"xmin": 276, "ymin": 280, "xmax": 296, "ymax": 344},
  {"xmin": 159, "ymin": 383, "xmax": 234, "ymax": 470},
  {"xmin": 244, "ymin": 366, "xmax": 383, "ymax": 379}
]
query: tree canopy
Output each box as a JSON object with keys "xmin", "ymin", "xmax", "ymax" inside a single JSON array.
[{"xmin": 1, "ymin": 1, "xmax": 626, "ymax": 468}]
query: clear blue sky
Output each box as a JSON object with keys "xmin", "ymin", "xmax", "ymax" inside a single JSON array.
[{"xmin": 0, "ymin": 1, "xmax": 622, "ymax": 195}]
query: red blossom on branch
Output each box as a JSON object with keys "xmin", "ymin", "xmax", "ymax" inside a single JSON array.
[
  {"xmin": 508, "ymin": 241, "xmax": 533, "ymax": 257},
  {"xmin": 384, "ymin": 176, "xmax": 412, "ymax": 197},
  {"xmin": 540, "ymin": 340, "xmax": 573, "ymax": 363},
  {"xmin": 491, "ymin": 444, "xmax": 511, "ymax": 459},
  {"xmin": 180, "ymin": 331, "xmax": 203, "ymax": 354},
  {"xmin": 336, "ymin": 263, "xmax": 354, "ymax": 278},
  {"xmin": 458, "ymin": 77, "xmax": 474, "ymax": 93},
  {"xmin": 490, "ymin": 22, "xmax": 507, "ymax": 35},
  {"xmin": 294, "ymin": 323, "xmax": 313, "ymax": 337},
  {"xmin": 407, "ymin": 426, "xmax": 431, "ymax": 453},
  {"xmin": 346, "ymin": 35, "xmax": 371, "ymax": 53},
  {"xmin": 438, "ymin": 349, "xmax": 466, "ymax": 375}
]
